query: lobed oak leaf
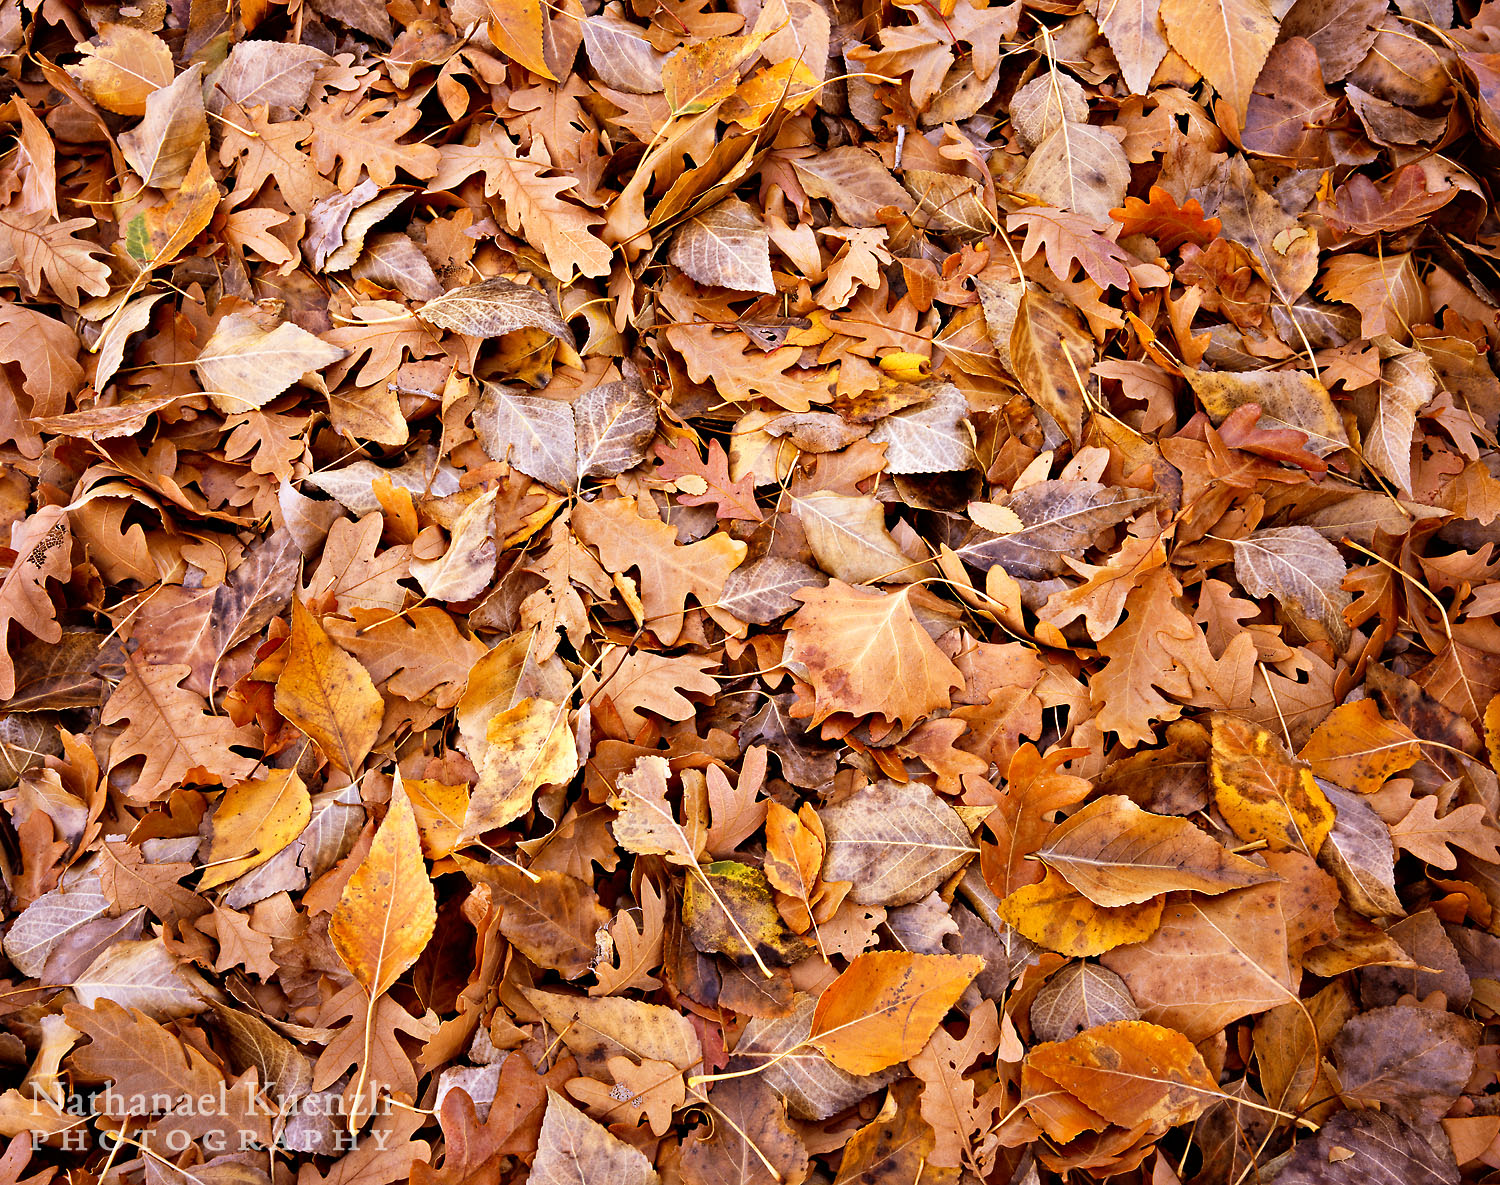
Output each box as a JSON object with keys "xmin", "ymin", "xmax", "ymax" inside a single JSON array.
[
  {"xmin": 655, "ymin": 437, "xmax": 762, "ymax": 521},
  {"xmin": 1388, "ymin": 796, "xmax": 1500, "ymax": 869}
]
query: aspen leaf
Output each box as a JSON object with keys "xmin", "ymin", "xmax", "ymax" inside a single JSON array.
[{"xmin": 1298, "ymin": 699, "xmax": 1421, "ymax": 793}]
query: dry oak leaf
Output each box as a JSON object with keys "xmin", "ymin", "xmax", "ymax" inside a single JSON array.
[
  {"xmin": 1111, "ymin": 186, "xmax": 1221, "ymax": 251},
  {"xmin": 531, "ymin": 1090, "xmax": 659, "ymax": 1185},
  {"xmin": 818, "ymin": 779, "xmax": 978, "ymax": 907},
  {"xmin": 329, "ymin": 778, "xmax": 436, "ymax": 999},
  {"xmin": 1298, "ymin": 699, "xmax": 1421, "ymax": 794},
  {"xmin": 274, "ymin": 598, "xmax": 384, "ymax": 776},
  {"xmin": 1023, "ymin": 1020, "xmax": 1219, "ymax": 1135},
  {"xmin": 1008, "ymin": 207, "xmax": 1133, "ymax": 290},
  {"xmin": 102, "ymin": 655, "xmax": 261, "ymax": 800},
  {"xmin": 1035, "ymin": 794, "xmax": 1276, "ymax": 907},
  {"xmin": 1211, "ymin": 712, "xmax": 1337, "ymax": 857},
  {"xmin": 808, "ymin": 950, "xmax": 984, "ymax": 1075},
  {"xmin": 1090, "ymin": 568, "xmax": 1205, "ymax": 748},
  {"xmin": 566, "ymin": 1055, "xmax": 685, "ymax": 1137},
  {"xmin": 0, "ymin": 211, "xmax": 111, "ymax": 305},
  {"xmin": 784, "ymin": 581, "xmax": 964, "ymax": 731},
  {"xmin": 1388, "ymin": 796, "xmax": 1500, "ymax": 869},
  {"xmin": 590, "ymin": 875, "xmax": 667, "ymax": 996},
  {"xmin": 199, "ymin": 769, "xmax": 311, "ymax": 890},
  {"xmin": 580, "ymin": 647, "xmax": 719, "ymax": 738},
  {"xmin": 193, "ymin": 312, "xmax": 348, "ymax": 415},
  {"xmin": 1000, "ymin": 869, "xmax": 1165, "ymax": 957},
  {"xmin": 655, "ymin": 437, "xmax": 762, "ymax": 521},
  {"xmin": 0, "ymin": 506, "xmax": 71, "ymax": 700},
  {"xmin": 1100, "ymin": 882, "xmax": 1295, "ymax": 1042},
  {"xmin": 981, "ymin": 743, "xmax": 1093, "ymax": 897},
  {"xmin": 426, "ymin": 127, "xmax": 610, "ymax": 282},
  {"xmin": 573, "ymin": 495, "xmax": 747, "ymax": 645},
  {"xmin": 410, "ymin": 486, "xmax": 500, "ymax": 602}
]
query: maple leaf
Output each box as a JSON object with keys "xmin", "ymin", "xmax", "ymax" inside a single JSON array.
[{"xmin": 654, "ymin": 437, "xmax": 763, "ymax": 521}]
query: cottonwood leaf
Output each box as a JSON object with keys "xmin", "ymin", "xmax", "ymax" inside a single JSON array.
[
  {"xmin": 1160, "ymin": 0, "xmax": 1279, "ymax": 118},
  {"xmin": 473, "ymin": 386, "xmax": 577, "ymax": 491},
  {"xmin": 1210, "ymin": 156, "xmax": 1319, "ymax": 304},
  {"xmin": 410, "ymin": 486, "xmax": 500, "ymax": 601},
  {"xmin": 199, "ymin": 769, "xmax": 311, "ymax": 890},
  {"xmin": 523, "ymin": 989, "xmax": 701, "ymax": 1074},
  {"xmin": 532, "ymin": 1091, "xmax": 658, "ymax": 1185},
  {"xmin": 575, "ymin": 379, "xmax": 658, "ymax": 480},
  {"xmin": 581, "ymin": 9, "xmax": 668, "ymax": 92},
  {"xmin": 418, "ymin": 277, "xmax": 575, "ymax": 344},
  {"xmin": 215, "ymin": 41, "xmax": 331, "ymax": 114},
  {"xmin": 903, "ymin": 169, "xmax": 992, "ymax": 235},
  {"xmin": 1016, "ymin": 124, "xmax": 1131, "ymax": 222},
  {"xmin": 668, "ymin": 197, "xmax": 774, "ymax": 293},
  {"xmin": 1036, "ymin": 794, "xmax": 1276, "ymax": 906},
  {"xmin": 1185, "ymin": 367, "xmax": 1349, "ymax": 458},
  {"xmin": 1269, "ymin": 1108, "xmax": 1459, "ymax": 1185},
  {"xmin": 1091, "ymin": 0, "xmax": 1170, "ymax": 94},
  {"xmin": 809, "ymin": 950, "xmax": 984, "ymax": 1074},
  {"xmin": 1025, "ymin": 1020, "xmax": 1219, "ymax": 1133},
  {"xmin": 610, "ymin": 754, "xmax": 702, "ymax": 867},
  {"xmin": 1366, "ymin": 340, "xmax": 1438, "ymax": 496},
  {"xmin": 681, "ymin": 1077, "xmax": 806, "ymax": 1185},
  {"xmin": 193, "ymin": 313, "xmax": 347, "ymax": 414},
  {"xmin": 120, "ymin": 64, "xmax": 207, "ymax": 189},
  {"xmin": 1029, "ymin": 962, "xmax": 1139, "ymax": 1043},
  {"xmin": 458, "ymin": 858, "xmax": 608, "ymax": 979},
  {"xmin": 734, "ymin": 994, "xmax": 898, "ymax": 1119},
  {"xmin": 791, "ymin": 147, "xmax": 914, "ymax": 226},
  {"xmin": 1333, "ymin": 1004, "xmax": 1478, "ymax": 1125},
  {"xmin": 791, "ymin": 491, "xmax": 915, "ymax": 584},
  {"xmin": 329, "ymin": 779, "xmax": 436, "ymax": 999},
  {"xmin": 1212, "ymin": 713, "xmax": 1336, "ymax": 857},
  {"xmin": 683, "ymin": 860, "xmax": 814, "ymax": 965},
  {"xmin": 1232, "ymin": 526, "xmax": 1353, "ymax": 652},
  {"xmin": 1009, "ymin": 287, "xmax": 1095, "ymax": 446},
  {"xmin": 274, "ymin": 599, "xmax": 383, "ymax": 776},
  {"xmin": 462, "ymin": 697, "xmax": 577, "ymax": 841},
  {"xmin": 866, "ymin": 383, "xmax": 972, "ymax": 473},
  {"xmin": 1299, "ymin": 700, "xmax": 1421, "ymax": 794},
  {"xmin": 958, "ymin": 480, "xmax": 1155, "ymax": 580},
  {"xmin": 820, "ymin": 780, "xmax": 978, "ymax": 907},
  {"xmin": 1101, "ymin": 883, "xmax": 1295, "ymax": 1041},
  {"xmin": 67, "ymin": 24, "xmax": 174, "ymax": 115},
  {"xmin": 717, "ymin": 557, "xmax": 824, "ymax": 624},
  {"xmin": 1001, "ymin": 870, "xmax": 1165, "ymax": 957},
  {"xmin": 1317, "ymin": 781, "xmax": 1403, "ymax": 917},
  {"xmin": 785, "ymin": 582, "xmax": 964, "ymax": 731}
]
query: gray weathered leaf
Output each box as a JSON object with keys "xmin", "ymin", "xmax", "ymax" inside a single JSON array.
[
  {"xmin": 1232, "ymin": 526, "xmax": 1352, "ymax": 652},
  {"xmin": 214, "ymin": 42, "xmax": 331, "ymax": 116},
  {"xmin": 1332, "ymin": 1004, "xmax": 1478, "ymax": 1125},
  {"xmin": 575, "ymin": 379, "xmax": 658, "ymax": 480},
  {"xmin": 734, "ymin": 994, "xmax": 899, "ymax": 1119},
  {"xmin": 718, "ymin": 557, "xmax": 825, "ymax": 624},
  {"xmin": 1268, "ymin": 1108, "xmax": 1458, "ymax": 1185},
  {"xmin": 418, "ymin": 277, "xmax": 575, "ymax": 345},
  {"xmin": 352, "ymin": 231, "xmax": 444, "ymax": 300},
  {"xmin": 532, "ymin": 1091, "xmax": 658, "ymax": 1185},
  {"xmin": 1316, "ymin": 780, "xmax": 1402, "ymax": 917},
  {"xmin": 3, "ymin": 875, "xmax": 111, "ymax": 977},
  {"xmin": 903, "ymin": 169, "xmax": 993, "ymax": 235},
  {"xmin": 1008, "ymin": 73, "xmax": 1090, "ymax": 149},
  {"xmin": 867, "ymin": 383, "xmax": 972, "ymax": 473},
  {"xmin": 325, "ymin": 187, "xmax": 410, "ymax": 272},
  {"xmin": 958, "ymin": 480, "xmax": 1156, "ymax": 580},
  {"xmin": 582, "ymin": 7, "xmax": 668, "ymax": 93},
  {"xmin": 73, "ymin": 937, "xmax": 216, "ymax": 1019},
  {"xmin": 820, "ymin": 780, "xmax": 978, "ymax": 907},
  {"xmin": 411, "ymin": 487, "xmax": 500, "ymax": 602},
  {"xmin": 1365, "ymin": 339, "xmax": 1438, "ymax": 497},
  {"xmin": 1029, "ymin": 961, "xmax": 1140, "ymax": 1043},
  {"xmin": 669, "ymin": 198, "xmax": 774, "ymax": 293},
  {"xmin": 473, "ymin": 385, "xmax": 578, "ymax": 491},
  {"xmin": 302, "ymin": 447, "xmax": 461, "ymax": 515}
]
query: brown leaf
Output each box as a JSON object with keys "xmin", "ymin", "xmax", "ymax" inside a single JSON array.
[{"xmin": 274, "ymin": 598, "xmax": 384, "ymax": 776}]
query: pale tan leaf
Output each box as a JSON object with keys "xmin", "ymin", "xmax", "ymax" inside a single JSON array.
[
  {"xmin": 1231, "ymin": 526, "xmax": 1352, "ymax": 651},
  {"xmin": 193, "ymin": 313, "xmax": 348, "ymax": 414},
  {"xmin": 668, "ymin": 197, "xmax": 775, "ymax": 293},
  {"xmin": 418, "ymin": 276, "xmax": 576, "ymax": 344}
]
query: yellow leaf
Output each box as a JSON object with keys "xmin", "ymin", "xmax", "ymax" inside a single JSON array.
[
  {"xmin": 486, "ymin": 0, "xmax": 557, "ymax": 80},
  {"xmin": 723, "ymin": 59, "xmax": 819, "ymax": 128},
  {"xmin": 199, "ymin": 769, "xmax": 311, "ymax": 890},
  {"xmin": 329, "ymin": 776, "xmax": 437, "ymax": 999},
  {"xmin": 1211, "ymin": 713, "xmax": 1335, "ymax": 857},
  {"xmin": 809, "ymin": 950, "xmax": 983, "ymax": 1074},
  {"xmin": 274, "ymin": 598, "xmax": 385, "ymax": 776},
  {"xmin": 1298, "ymin": 700, "xmax": 1421, "ymax": 795},
  {"xmin": 405, "ymin": 777, "xmax": 470, "ymax": 860},
  {"xmin": 460, "ymin": 697, "xmax": 577, "ymax": 842},
  {"xmin": 1000, "ymin": 869, "xmax": 1164, "ymax": 956},
  {"xmin": 662, "ymin": 33, "xmax": 768, "ymax": 114},
  {"xmin": 878, "ymin": 350, "xmax": 932, "ymax": 382}
]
